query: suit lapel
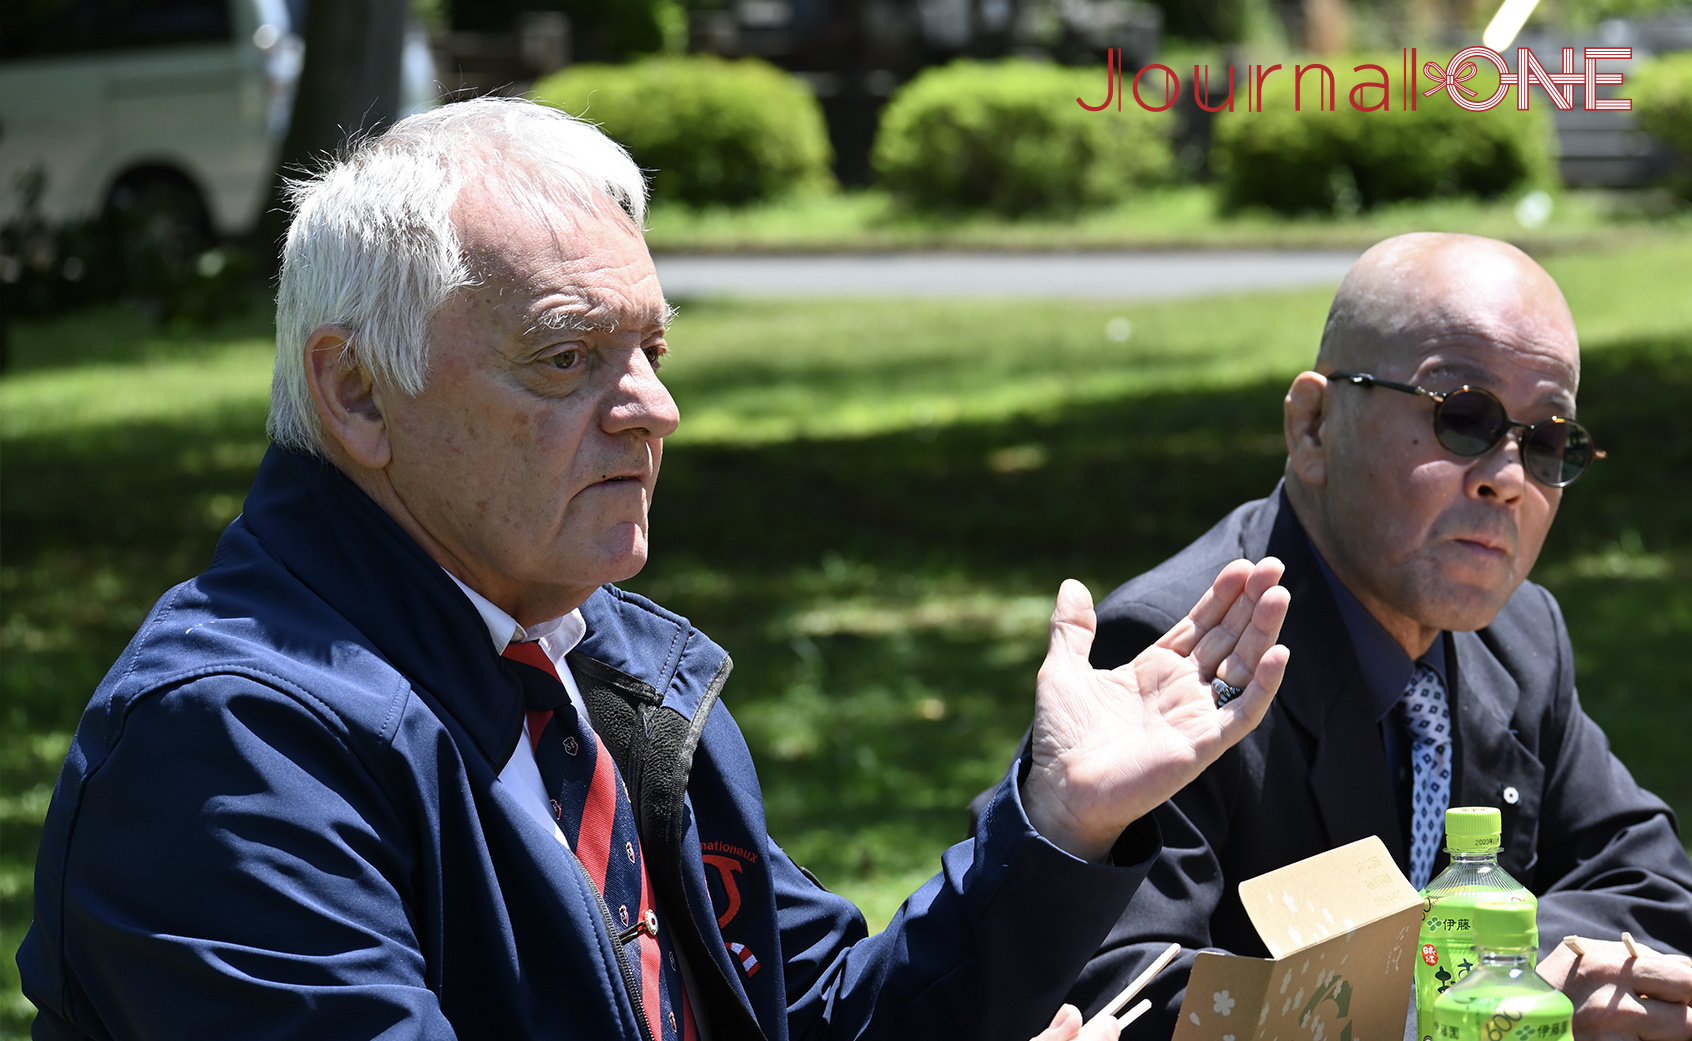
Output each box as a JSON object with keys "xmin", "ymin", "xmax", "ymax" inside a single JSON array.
[
  {"xmin": 1263, "ymin": 492, "xmax": 1409, "ymax": 870},
  {"xmin": 1449, "ymin": 631, "xmax": 1544, "ymax": 881}
]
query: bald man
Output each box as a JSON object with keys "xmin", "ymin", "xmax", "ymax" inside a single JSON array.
[{"xmin": 1057, "ymin": 234, "xmax": 1692, "ymax": 1041}]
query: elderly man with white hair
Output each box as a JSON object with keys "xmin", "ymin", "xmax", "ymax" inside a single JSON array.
[{"xmin": 17, "ymin": 98, "xmax": 1293, "ymax": 1040}]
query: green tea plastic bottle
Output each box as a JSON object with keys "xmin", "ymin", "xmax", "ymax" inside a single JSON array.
[
  {"xmin": 1431, "ymin": 901, "xmax": 1572, "ymax": 1041},
  {"xmin": 1413, "ymin": 807, "xmax": 1537, "ymax": 1041}
]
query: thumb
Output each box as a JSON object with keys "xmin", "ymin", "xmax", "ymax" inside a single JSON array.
[
  {"xmin": 1032, "ymin": 1004, "xmax": 1085, "ymax": 1041},
  {"xmin": 1047, "ymin": 579, "xmax": 1097, "ymax": 662}
]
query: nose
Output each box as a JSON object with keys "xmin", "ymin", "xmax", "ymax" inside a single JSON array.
[
  {"xmin": 1466, "ymin": 428, "xmax": 1526, "ymax": 505},
  {"xmin": 603, "ymin": 346, "xmax": 680, "ymax": 441}
]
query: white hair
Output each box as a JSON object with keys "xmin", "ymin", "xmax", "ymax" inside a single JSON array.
[{"xmin": 267, "ymin": 97, "xmax": 649, "ymax": 457}]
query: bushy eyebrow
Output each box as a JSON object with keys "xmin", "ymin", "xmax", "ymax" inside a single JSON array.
[{"xmin": 524, "ymin": 298, "xmax": 676, "ymax": 339}]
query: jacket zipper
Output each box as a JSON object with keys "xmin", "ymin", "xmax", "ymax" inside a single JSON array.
[
  {"xmin": 657, "ymin": 654, "xmax": 771, "ymax": 1041},
  {"xmin": 573, "ymin": 646, "xmax": 761, "ymax": 1040},
  {"xmin": 569, "ymin": 846, "xmax": 657, "ymax": 1041}
]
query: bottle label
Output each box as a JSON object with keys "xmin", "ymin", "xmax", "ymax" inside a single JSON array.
[
  {"xmin": 1413, "ymin": 895, "xmax": 1536, "ymax": 1041},
  {"xmin": 1433, "ymin": 991, "xmax": 1572, "ymax": 1041},
  {"xmin": 1415, "ymin": 902, "xmax": 1479, "ymax": 1041}
]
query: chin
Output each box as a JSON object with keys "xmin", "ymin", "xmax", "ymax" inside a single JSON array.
[
  {"xmin": 602, "ymin": 536, "xmax": 651, "ymax": 585},
  {"xmin": 609, "ymin": 554, "xmax": 648, "ymax": 585},
  {"xmin": 1419, "ymin": 587, "xmax": 1514, "ymax": 634}
]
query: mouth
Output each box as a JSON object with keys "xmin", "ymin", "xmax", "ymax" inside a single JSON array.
[
  {"xmin": 1450, "ymin": 534, "xmax": 1509, "ymax": 558},
  {"xmin": 591, "ymin": 470, "xmax": 647, "ymax": 488}
]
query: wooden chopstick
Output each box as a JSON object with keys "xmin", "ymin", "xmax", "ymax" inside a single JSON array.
[
  {"xmin": 1102, "ymin": 942, "xmax": 1183, "ymax": 1018},
  {"xmin": 1116, "ymin": 998, "xmax": 1153, "ymax": 1030}
]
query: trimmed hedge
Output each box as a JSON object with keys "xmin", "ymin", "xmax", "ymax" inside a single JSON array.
[
  {"xmin": 872, "ymin": 59, "xmax": 1175, "ymax": 216},
  {"xmin": 1212, "ymin": 57, "xmax": 1555, "ymax": 215},
  {"xmin": 533, "ymin": 56, "xmax": 834, "ymax": 208},
  {"xmin": 1632, "ymin": 52, "xmax": 1692, "ymax": 169}
]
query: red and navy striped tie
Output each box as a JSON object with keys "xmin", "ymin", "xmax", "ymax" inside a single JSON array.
[{"xmin": 503, "ymin": 640, "xmax": 695, "ymax": 1040}]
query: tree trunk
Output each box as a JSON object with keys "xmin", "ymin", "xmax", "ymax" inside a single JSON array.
[
  {"xmin": 252, "ymin": 0, "xmax": 408, "ymax": 277},
  {"xmin": 1304, "ymin": 0, "xmax": 1351, "ymax": 55}
]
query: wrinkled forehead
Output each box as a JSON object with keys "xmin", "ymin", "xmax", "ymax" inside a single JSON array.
[
  {"xmin": 452, "ymin": 172, "xmax": 630, "ymax": 268},
  {"xmin": 449, "ymin": 177, "xmax": 669, "ymax": 332},
  {"xmin": 1394, "ymin": 291, "xmax": 1578, "ymax": 399}
]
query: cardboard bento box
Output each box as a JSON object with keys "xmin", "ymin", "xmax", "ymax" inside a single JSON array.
[{"xmin": 1172, "ymin": 836, "xmax": 1423, "ymax": 1041}]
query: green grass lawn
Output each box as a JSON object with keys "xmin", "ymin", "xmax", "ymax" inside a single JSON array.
[
  {"xmin": 642, "ymin": 185, "xmax": 1692, "ymax": 254},
  {"xmin": 3, "ymin": 240, "xmax": 1690, "ymax": 1035}
]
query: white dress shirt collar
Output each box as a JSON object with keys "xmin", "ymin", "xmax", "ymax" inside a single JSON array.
[{"xmin": 445, "ymin": 572, "xmax": 586, "ymax": 661}]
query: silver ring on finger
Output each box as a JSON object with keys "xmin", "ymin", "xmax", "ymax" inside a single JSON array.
[{"xmin": 1211, "ymin": 677, "xmax": 1245, "ymax": 706}]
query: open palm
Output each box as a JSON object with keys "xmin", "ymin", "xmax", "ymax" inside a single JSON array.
[{"xmin": 1023, "ymin": 559, "xmax": 1291, "ymax": 860}]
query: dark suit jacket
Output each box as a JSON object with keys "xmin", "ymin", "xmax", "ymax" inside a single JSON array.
[{"xmin": 1069, "ymin": 486, "xmax": 1692, "ymax": 1035}]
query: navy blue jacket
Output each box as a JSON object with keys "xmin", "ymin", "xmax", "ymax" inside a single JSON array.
[{"xmin": 20, "ymin": 447, "xmax": 1158, "ymax": 1040}]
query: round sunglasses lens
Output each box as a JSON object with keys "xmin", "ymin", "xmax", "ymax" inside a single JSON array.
[
  {"xmin": 1527, "ymin": 419, "xmax": 1591, "ymax": 486},
  {"xmin": 1434, "ymin": 390, "xmax": 1507, "ymax": 456}
]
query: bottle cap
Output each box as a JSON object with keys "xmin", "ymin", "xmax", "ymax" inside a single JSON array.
[
  {"xmin": 1472, "ymin": 899, "xmax": 1537, "ymax": 949},
  {"xmin": 1444, "ymin": 806, "xmax": 1502, "ymax": 853}
]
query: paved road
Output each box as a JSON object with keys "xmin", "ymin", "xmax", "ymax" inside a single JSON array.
[{"xmin": 652, "ymin": 249, "xmax": 1364, "ymax": 300}]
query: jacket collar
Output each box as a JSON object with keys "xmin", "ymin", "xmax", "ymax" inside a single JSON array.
[
  {"xmin": 1260, "ymin": 485, "xmax": 1359, "ymax": 738},
  {"xmin": 1448, "ymin": 626, "xmax": 1538, "ymax": 876},
  {"xmin": 240, "ymin": 446, "xmax": 530, "ymax": 768},
  {"xmin": 577, "ymin": 585, "xmax": 728, "ymax": 724},
  {"xmin": 1261, "ymin": 486, "xmax": 1409, "ymax": 867},
  {"xmin": 240, "ymin": 447, "xmax": 728, "ymax": 768}
]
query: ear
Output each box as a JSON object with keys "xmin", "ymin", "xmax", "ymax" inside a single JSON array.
[
  {"xmin": 303, "ymin": 325, "xmax": 392, "ymax": 470},
  {"xmin": 1284, "ymin": 371, "xmax": 1331, "ymax": 487}
]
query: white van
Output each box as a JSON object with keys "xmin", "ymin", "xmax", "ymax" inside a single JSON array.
[
  {"xmin": 0, "ymin": 0, "xmax": 310, "ymax": 249},
  {"xmin": 0, "ymin": 0, "xmax": 435, "ymax": 247}
]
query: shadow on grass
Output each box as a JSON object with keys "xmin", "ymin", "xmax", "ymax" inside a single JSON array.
[
  {"xmin": 2, "ymin": 303, "xmax": 275, "ymax": 376},
  {"xmin": 2, "ymin": 333, "xmax": 1689, "ymax": 1029},
  {"xmin": 630, "ymin": 335, "xmax": 1692, "ymax": 879}
]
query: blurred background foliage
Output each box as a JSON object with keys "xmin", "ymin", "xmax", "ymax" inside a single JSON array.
[
  {"xmin": 8, "ymin": 4, "xmax": 1692, "ymax": 338},
  {"xmin": 1212, "ymin": 56, "xmax": 1556, "ymax": 215},
  {"xmin": 534, "ymin": 56, "xmax": 836, "ymax": 206},
  {"xmin": 1630, "ymin": 51, "xmax": 1692, "ymax": 190},
  {"xmin": 444, "ymin": 0, "xmax": 686, "ymax": 62},
  {"xmin": 871, "ymin": 59, "xmax": 1174, "ymax": 214}
]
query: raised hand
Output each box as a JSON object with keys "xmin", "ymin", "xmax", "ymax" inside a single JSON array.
[{"xmin": 1023, "ymin": 558, "xmax": 1291, "ymax": 861}]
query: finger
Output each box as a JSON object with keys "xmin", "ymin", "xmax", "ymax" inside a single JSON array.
[
  {"xmin": 1215, "ymin": 642, "xmax": 1290, "ymax": 742},
  {"xmin": 1211, "ymin": 584, "xmax": 1292, "ymax": 692},
  {"xmin": 1635, "ymin": 939, "xmax": 1692, "ymax": 967},
  {"xmin": 1247, "ymin": 556, "xmax": 1287, "ymax": 596},
  {"xmin": 1633, "ymin": 952, "xmax": 1692, "ymax": 1005},
  {"xmin": 1047, "ymin": 579, "xmax": 1098, "ymax": 663},
  {"xmin": 1157, "ymin": 559, "xmax": 1253, "ymax": 656},
  {"xmin": 1031, "ymin": 1004, "xmax": 1085, "ymax": 1041},
  {"xmin": 1633, "ymin": 994, "xmax": 1692, "ymax": 1041},
  {"xmin": 1191, "ymin": 558, "xmax": 1286, "ymax": 682},
  {"xmin": 1190, "ymin": 562, "xmax": 1281, "ymax": 679}
]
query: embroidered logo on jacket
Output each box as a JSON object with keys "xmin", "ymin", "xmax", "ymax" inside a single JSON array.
[
  {"xmin": 700, "ymin": 841, "xmax": 759, "ymax": 929},
  {"xmin": 726, "ymin": 941, "xmax": 761, "ymax": 977}
]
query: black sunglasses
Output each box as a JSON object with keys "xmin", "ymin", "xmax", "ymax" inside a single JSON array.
[{"xmin": 1328, "ymin": 371, "xmax": 1605, "ymax": 488}]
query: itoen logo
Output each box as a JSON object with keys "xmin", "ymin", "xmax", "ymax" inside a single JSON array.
[{"xmin": 1079, "ymin": 47, "xmax": 1633, "ymax": 115}]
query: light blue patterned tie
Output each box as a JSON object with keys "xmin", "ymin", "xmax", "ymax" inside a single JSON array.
[{"xmin": 1398, "ymin": 663, "xmax": 1452, "ymax": 890}]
